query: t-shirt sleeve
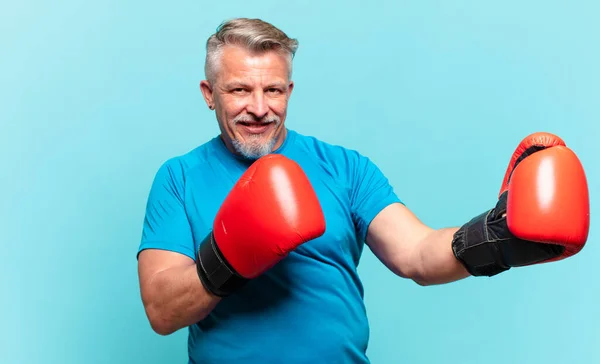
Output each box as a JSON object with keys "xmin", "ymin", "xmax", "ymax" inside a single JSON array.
[
  {"xmin": 137, "ymin": 159, "xmax": 196, "ymax": 261},
  {"xmin": 348, "ymin": 151, "xmax": 403, "ymax": 241}
]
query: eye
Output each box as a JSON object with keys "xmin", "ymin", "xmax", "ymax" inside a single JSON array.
[
  {"xmin": 232, "ymin": 88, "xmax": 246, "ymax": 94},
  {"xmin": 267, "ymin": 88, "xmax": 282, "ymax": 94}
]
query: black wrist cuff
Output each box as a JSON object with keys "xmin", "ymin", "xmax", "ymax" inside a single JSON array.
[
  {"xmin": 451, "ymin": 209, "xmax": 511, "ymax": 277},
  {"xmin": 195, "ymin": 232, "xmax": 248, "ymax": 297},
  {"xmin": 452, "ymin": 190, "xmax": 567, "ymax": 277},
  {"xmin": 451, "ymin": 228, "xmax": 510, "ymax": 277}
]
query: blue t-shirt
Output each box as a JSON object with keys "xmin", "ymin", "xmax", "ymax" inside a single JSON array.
[{"xmin": 139, "ymin": 129, "xmax": 401, "ymax": 363}]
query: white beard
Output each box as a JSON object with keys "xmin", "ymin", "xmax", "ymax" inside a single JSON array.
[{"xmin": 232, "ymin": 133, "xmax": 277, "ymax": 160}]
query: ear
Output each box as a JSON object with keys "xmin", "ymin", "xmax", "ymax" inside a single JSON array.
[
  {"xmin": 200, "ymin": 80, "xmax": 215, "ymax": 110},
  {"xmin": 287, "ymin": 80, "xmax": 294, "ymax": 99}
]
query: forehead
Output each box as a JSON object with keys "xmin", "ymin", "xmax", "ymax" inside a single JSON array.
[{"xmin": 216, "ymin": 45, "xmax": 289, "ymax": 83}]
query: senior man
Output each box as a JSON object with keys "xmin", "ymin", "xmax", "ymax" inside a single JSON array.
[{"xmin": 137, "ymin": 18, "xmax": 589, "ymax": 364}]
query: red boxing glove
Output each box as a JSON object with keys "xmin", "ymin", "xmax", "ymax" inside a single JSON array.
[
  {"xmin": 196, "ymin": 154, "xmax": 326, "ymax": 296},
  {"xmin": 498, "ymin": 132, "xmax": 566, "ymax": 197},
  {"xmin": 452, "ymin": 132, "xmax": 590, "ymax": 276},
  {"xmin": 507, "ymin": 143, "xmax": 590, "ymax": 261}
]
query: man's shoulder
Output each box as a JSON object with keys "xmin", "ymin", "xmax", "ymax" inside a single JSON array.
[
  {"xmin": 289, "ymin": 130, "xmax": 370, "ymax": 169},
  {"xmin": 155, "ymin": 137, "xmax": 219, "ymax": 179},
  {"xmin": 290, "ymin": 130, "xmax": 365, "ymax": 160}
]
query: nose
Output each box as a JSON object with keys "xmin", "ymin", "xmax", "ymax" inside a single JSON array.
[{"xmin": 246, "ymin": 91, "xmax": 269, "ymax": 119}]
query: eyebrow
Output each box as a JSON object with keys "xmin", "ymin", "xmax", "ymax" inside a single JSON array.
[
  {"xmin": 265, "ymin": 82, "xmax": 286, "ymax": 89},
  {"xmin": 223, "ymin": 81, "xmax": 250, "ymax": 89},
  {"xmin": 222, "ymin": 81, "xmax": 287, "ymax": 89}
]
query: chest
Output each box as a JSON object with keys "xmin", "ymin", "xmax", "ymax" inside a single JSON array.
[{"xmin": 183, "ymin": 157, "xmax": 364, "ymax": 267}]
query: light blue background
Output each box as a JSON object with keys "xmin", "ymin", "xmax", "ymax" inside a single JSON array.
[{"xmin": 2, "ymin": 1, "xmax": 598, "ymax": 363}]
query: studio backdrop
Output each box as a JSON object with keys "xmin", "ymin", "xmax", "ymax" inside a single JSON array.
[{"xmin": 2, "ymin": 1, "xmax": 598, "ymax": 363}]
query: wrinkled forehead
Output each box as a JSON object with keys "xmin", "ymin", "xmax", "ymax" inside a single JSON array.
[{"xmin": 215, "ymin": 45, "xmax": 290, "ymax": 84}]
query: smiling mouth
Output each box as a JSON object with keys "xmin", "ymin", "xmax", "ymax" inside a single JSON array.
[
  {"xmin": 237, "ymin": 122, "xmax": 274, "ymax": 134},
  {"xmin": 237, "ymin": 120, "xmax": 275, "ymax": 126}
]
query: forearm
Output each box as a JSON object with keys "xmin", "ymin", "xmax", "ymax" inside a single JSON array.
[
  {"xmin": 143, "ymin": 264, "xmax": 221, "ymax": 335},
  {"xmin": 411, "ymin": 227, "xmax": 470, "ymax": 286}
]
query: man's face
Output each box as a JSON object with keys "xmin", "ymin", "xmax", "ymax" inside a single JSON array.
[{"xmin": 201, "ymin": 45, "xmax": 294, "ymax": 160}]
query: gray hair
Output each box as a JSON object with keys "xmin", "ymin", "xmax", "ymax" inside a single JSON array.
[{"xmin": 204, "ymin": 18, "xmax": 299, "ymax": 83}]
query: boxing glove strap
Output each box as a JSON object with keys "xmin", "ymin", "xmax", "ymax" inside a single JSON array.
[
  {"xmin": 452, "ymin": 192, "xmax": 565, "ymax": 277},
  {"xmin": 451, "ymin": 209, "xmax": 511, "ymax": 277},
  {"xmin": 196, "ymin": 232, "xmax": 248, "ymax": 297}
]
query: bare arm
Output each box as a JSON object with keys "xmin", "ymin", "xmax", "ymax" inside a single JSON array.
[
  {"xmin": 138, "ymin": 249, "xmax": 221, "ymax": 335},
  {"xmin": 366, "ymin": 203, "xmax": 470, "ymax": 286}
]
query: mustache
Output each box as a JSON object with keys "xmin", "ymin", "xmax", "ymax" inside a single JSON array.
[{"xmin": 233, "ymin": 114, "xmax": 280, "ymax": 124}]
